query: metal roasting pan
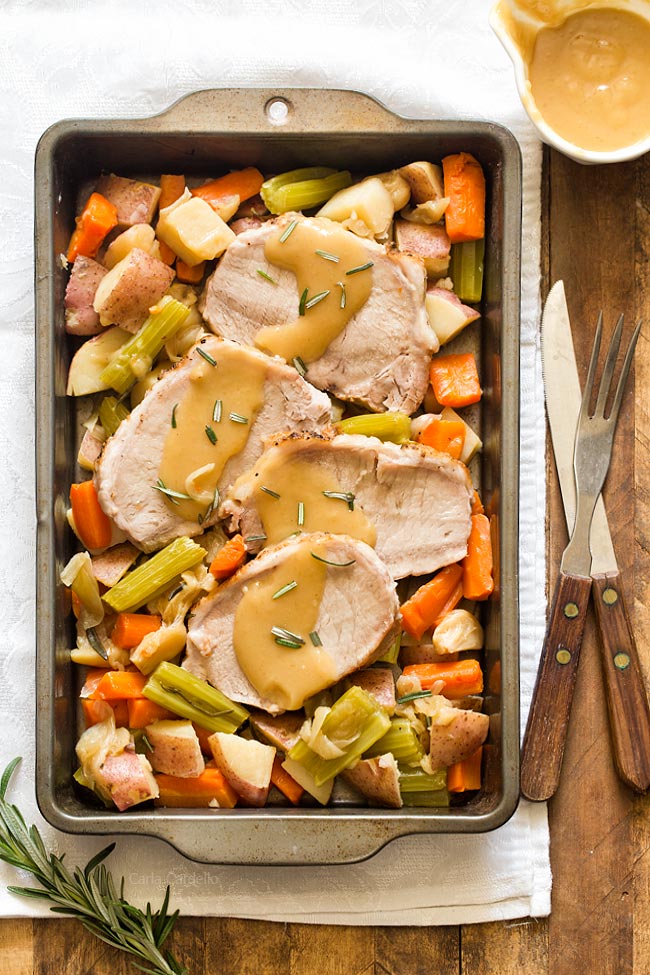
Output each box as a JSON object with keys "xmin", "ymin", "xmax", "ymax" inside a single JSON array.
[{"xmin": 34, "ymin": 88, "xmax": 522, "ymax": 865}]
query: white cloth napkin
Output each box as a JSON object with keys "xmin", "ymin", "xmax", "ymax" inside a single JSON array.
[{"xmin": 0, "ymin": 0, "xmax": 551, "ymax": 923}]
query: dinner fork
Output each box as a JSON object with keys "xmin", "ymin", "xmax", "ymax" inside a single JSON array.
[{"xmin": 521, "ymin": 312, "xmax": 642, "ymax": 801}]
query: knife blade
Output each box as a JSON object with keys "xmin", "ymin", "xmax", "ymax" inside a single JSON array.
[{"xmin": 527, "ymin": 281, "xmax": 650, "ymax": 796}]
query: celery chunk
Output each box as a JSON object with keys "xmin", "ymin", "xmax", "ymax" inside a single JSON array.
[
  {"xmin": 364, "ymin": 718, "xmax": 424, "ymax": 766},
  {"xmin": 98, "ymin": 395, "xmax": 129, "ymax": 437},
  {"xmin": 103, "ymin": 537, "xmax": 206, "ymax": 613},
  {"xmin": 399, "ymin": 768, "xmax": 449, "ymax": 807},
  {"xmin": 261, "ymin": 168, "xmax": 352, "ymax": 214},
  {"xmin": 376, "ymin": 632, "xmax": 401, "ymax": 664},
  {"xmin": 288, "ymin": 686, "xmax": 390, "ymax": 785},
  {"xmin": 449, "ymin": 239, "xmax": 485, "ymax": 304},
  {"xmin": 143, "ymin": 661, "xmax": 248, "ymax": 733},
  {"xmin": 335, "ymin": 411, "xmax": 412, "ymax": 444},
  {"xmin": 99, "ymin": 296, "xmax": 190, "ymax": 395}
]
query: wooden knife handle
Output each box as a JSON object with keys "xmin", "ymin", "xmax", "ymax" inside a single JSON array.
[
  {"xmin": 521, "ymin": 571, "xmax": 592, "ymax": 801},
  {"xmin": 592, "ymin": 571, "xmax": 650, "ymax": 793}
]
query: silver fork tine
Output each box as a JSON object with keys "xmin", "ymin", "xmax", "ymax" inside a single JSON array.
[
  {"xmin": 580, "ymin": 310, "xmax": 603, "ymax": 418},
  {"xmin": 595, "ymin": 312, "xmax": 624, "ymax": 416},
  {"xmin": 608, "ymin": 320, "xmax": 642, "ymax": 424}
]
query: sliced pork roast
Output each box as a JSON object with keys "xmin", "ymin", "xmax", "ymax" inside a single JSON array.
[
  {"xmin": 184, "ymin": 532, "xmax": 400, "ymax": 714},
  {"xmin": 95, "ymin": 337, "xmax": 332, "ymax": 552},
  {"xmin": 199, "ymin": 215, "xmax": 437, "ymax": 414},
  {"xmin": 221, "ymin": 433, "xmax": 474, "ymax": 580}
]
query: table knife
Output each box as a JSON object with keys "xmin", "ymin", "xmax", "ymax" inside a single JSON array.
[{"xmin": 522, "ymin": 281, "xmax": 650, "ymax": 799}]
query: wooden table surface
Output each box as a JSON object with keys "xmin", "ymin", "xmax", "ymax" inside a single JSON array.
[{"xmin": 3, "ymin": 146, "xmax": 649, "ymax": 974}]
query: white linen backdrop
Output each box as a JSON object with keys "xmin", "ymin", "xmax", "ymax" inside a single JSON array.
[{"xmin": 0, "ymin": 0, "xmax": 550, "ymax": 923}]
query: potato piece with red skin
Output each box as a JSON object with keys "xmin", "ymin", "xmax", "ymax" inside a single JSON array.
[
  {"xmin": 97, "ymin": 749, "xmax": 159, "ymax": 811},
  {"xmin": 343, "ymin": 668, "xmax": 396, "ymax": 714},
  {"xmin": 92, "ymin": 247, "xmax": 174, "ymax": 332},
  {"xmin": 342, "ymin": 753, "xmax": 402, "ymax": 808},
  {"xmin": 65, "ymin": 255, "xmax": 107, "ymax": 336},
  {"xmin": 95, "ymin": 174, "xmax": 161, "ymax": 229},
  {"xmin": 428, "ymin": 708, "xmax": 489, "ymax": 771},
  {"xmin": 208, "ymin": 732, "xmax": 275, "ymax": 807},
  {"xmin": 394, "ymin": 219, "xmax": 451, "ymax": 278},
  {"xmin": 145, "ymin": 719, "xmax": 205, "ymax": 778}
]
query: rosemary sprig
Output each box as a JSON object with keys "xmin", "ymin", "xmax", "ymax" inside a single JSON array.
[
  {"xmin": 270, "ymin": 625, "xmax": 305, "ymax": 648},
  {"xmin": 212, "ymin": 399, "xmax": 222, "ymax": 423},
  {"xmin": 0, "ymin": 758, "xmax": 188, "ymax": 975},
  {"xmin": 153, "ymin": 479, "xmax": 192, "ymax": 504},
  {"xmin": 322, "ymin": 490, "xmax": 355, "ymax": 511},
  {"xmin": 298, "ymin": 287, "xmax": 308, "ymax": 317},
  {"xmin": 171, "ymin": 404, "xmax": 178, "ymax": 429},
  {"xmin": 310, "ymin": 551, "xmax": 356, "ymax": 567},
  {"xmin": 256, "ymin": 269, "xmax": 278, "ymax": 285},
  {"xmin": 272, "ymin": 580, "xmax": 298, "ymax": 600},
  {"xmin": 345, "ymin": 261, "xmax": 374, "ymax": 276},
  {"xmin": 305, "ymin": 290, "xmax": 330, "ymax": 310},
  {"xmin": 337, "ymin": 281, "xmax": 346, "ymax": 309},
  {"xmin": 297, "ymin": 501, "xmax": 305, "ymax": 527},
  {"xmin": 396, "ymin": 690, "xmax": 433, "ymax": 705},
  {"xmin": 86, "ymin": 626, "xmax": 108, "ymax": 661},
  {"xmin": 229, "ymin": 412, "xmax": 248, "ymax": 424},
  {"xmin": 205, "ymin": 425, "xmax": 218, "ymax": 445},
  {"xmin": 260, "ymin": 486, "xmax": 281, "ymax": 499},
  {"xmin": 279, "ymin": 219, "xmax": 297, "ymax": 243},
  {"xmin": 292, "ymin": 356, "xmax": 307, "ymax": 377},
  {"xmin": 315, "ymin": 249, "xmax": 339, "ymax": 263},
  {"xmin": 196, "ymin": 346, "xmax": 217, "ymax": 367},
  {"xmin": 309, "ymin": 630, "xmax": 322, "ymax": 647}
]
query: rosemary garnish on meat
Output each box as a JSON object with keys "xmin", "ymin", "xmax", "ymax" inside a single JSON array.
[
  {"xmin": 298, "ymin": 287, "xmax": 308, "ymax": 316},
  {"xmin": 315, "ymin": 249, "xmax": 340, "ymax": 263},
  {"xmin": 322, "ymin": 490, "xmax": 355, "ymax": 511},
  {"xmin": 293, "ymin": 356, "xmax": 307, "ymax": 377},
  {"xmin": 337, "ymin": 281, "xmax": 346, "ymax": 309},
  {"xmin": 305, "ymin": 290, "xmax": 330, "ymax": 310},
  {"xmin": 196, "ymin": 346, "xmax": 217, "ymax": 366},
  {"xmin": 256, "ymin": 269, "xmax": 278, "ymax": 284},
  {"xmin": 309, "ymin": 630, "xmax": 322, "ymax": 647},
  {"xmin": 345, "ymin": 261, "xmax": 374, "ymax": 276},
  {"xmin": 0, "ymin": 758, "xmax": 187, "ymax": 975},
  {"xmin": 297, "ymin": 501, "xmax": 305, "ymax": 527},
  {"xmin": 245, "ymin": 533, "xmax": 267, "ymax": 543},
  {"xmin": 260, "ymin": 486, "xmax": 281, "ymax": 499},
  {"xmin": 212, "ymin": 399, "xmax": 222, "ymax": 423},
  {"xmin": 229, "ymin": 412, "xmax": 248, "ymax": 424},
  {"xmin": 279, "ymin": 219, "xmax": 298, "ymax": 243},
  {"xmin": 396, "ymin": 690, "xmax": 433, "ymax": 705},
  {"xmin": 204, "ymin": 425, "xmax": 218, "ymax": 445},
  {"xmin": 153, "ymin": 478, "xmax": 192, "ymax": 504},
  {"xmin": 171, "ymin": 403, "xmax": 178, "ymax": 429},
  {"xmin": 310, "ymin": 552, "xmax": 356, "ymax": 567},
  {"xmin": 271, "ymin": 625, "xmax": 305, "ymax": 648},
  {"xmin": 272, "ymin": 580, "xmax": 298, "ymax": 600}
]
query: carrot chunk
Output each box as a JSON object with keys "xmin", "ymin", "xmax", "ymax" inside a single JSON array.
[
  {"xmin": 270, "ymin": 756, "xmax": 304, "ymax": 806},
  {"xmin": 471, "ymin": 490, "xmax": 485, "ymax": 516},
  {"xmin": 441, "ymin": 152, "xmax": 486, "ymax": 244},
  {"xmin": 400, "ymin": 563, "xmax": 464, "ymax": 640},
  {"xmin": 81, "ymin": 698, "xmax": 129, "ymax": 728},
  {"xmin": 401, "ymin": 659, "xmax": 483, "ymax": 699},
  {"xmin": 418, "ymin": 417, "xmax": 466, "ymax": 460},
  {"xmin": 209, "ymin": 534, "xmax": 247, "ymax": 580},
  {"xmin": 447, "ymin": 746, "xmax": 483, "ymax": 793},
  {"xmin": 127, "ymin": 698, "xmax": 174, "ymax": 729},
  {"xmin": 159, "ymin": 174, "xmax": 186, "ymax": 210},
  {"xmin": 67, "ymin": 192, "xmax": 118, "ymax": 263},
  {"xmin": 94, "ymin": 669, "xmax": 148, "ymax": 701},
  {"xmin": 111, "ymin": 612, "xmax": 162, "ymax": 650},
  {"xmin": 462, "ymin": 513, "xmax": 494, "ymax": 601},
  {"xmin": 154, "ymin": 768, "xmax": 238, "ymax": 808},
  {"xmin": 70, "ymin": 480, "xmax": 113, "ymax": 550},
  {"xmin": 429, "ymin": 353, "xmax": 482, "ymax": 409},
  {"xmin": 191, "ymin": 167, "xmax": 264, "ymax": 210},
  {"xmin": 175, "ymin": 259, "xmax": 206, "ymax": 284}
]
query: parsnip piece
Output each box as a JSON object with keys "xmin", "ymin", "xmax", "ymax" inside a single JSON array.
[
  {"xmin": 157, "ymin": 189, "xmax": 236, "ymax": 266},
  {"xmin": 317, "ymin": 177, "xmax": 394, "ymax": 238},
  {"xmin": 375, "ymin": 170, "xmax": 411, "ymax": 210},
  {"xmin": 432, "ymin": 609, "xmax": 484, "ymax": 655},
  {"xmin": 66, "ymin": 326, "xmax": 132, "ymax": 396},
  {"xmin": 104, "ymin": 224, "xmax": 156, "ymax": 269},
  {"xmin": 130, "ymin": 620, "xmax": 187, "ymax": 675},
  {"xmin": 281, "ymin": 756, "xmax": 333, "ymax": 805}
]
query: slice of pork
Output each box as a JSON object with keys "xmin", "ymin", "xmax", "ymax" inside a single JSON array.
[
  {"xmin": 199, "ymin": 215, "xmax": 437, "ymax": 414},
  {"xmin": 221, "ymin": 433, "xmax": 474, "ymax": 580},
  {"xmin": 95, "ymin": 337, "xmax": 332, "ymax": 552},
  {"xmin": 184, "ymin": 532, "xmax": 400, "ymax": 715}
]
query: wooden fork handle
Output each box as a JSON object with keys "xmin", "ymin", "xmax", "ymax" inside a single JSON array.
[
  {"xmin": 592, "ymin": 571, "xmax": 650, "ymax": 793},
  {"xmin": 521, "ymin": 571, "xmax": 592, "ymax": 801}
]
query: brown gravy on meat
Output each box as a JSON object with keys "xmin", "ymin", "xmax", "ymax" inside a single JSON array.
[
  {"xmin": 248, "ymin": 452, "xmax": 377, "ymax": 549},
  {"xmin": 528, "ymin": 7, "xmax": 650, "ymax": 152},
  {"xmin": 158, "ymin": 342, "xmax": 267, "ymax": 522},
  {"xmin": 256, "ymin": 217, "xmax": 373, "ymax": 363},
  {"xmin": 232, "ymin": 537, "xmax": 336, "ymax": 710}
]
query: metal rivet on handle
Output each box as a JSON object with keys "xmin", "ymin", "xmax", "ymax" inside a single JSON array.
[
  {"xmin": 556, "ymin": 648, "xmax": 572, "ymax": 665},
  {"xmin": 265, "ymin": 97, "xmax": 291, "ymax": 125},
  {"xmin": 602, "ymin": 587, "xmax": 618, "ymax": 605},
  {"xmin": 564, "ymin": 602, "xmax": 580, "ymax": 619},
  {"xmin": 614, "ymin": 652, "xmax": 630, "ymax": 670}
]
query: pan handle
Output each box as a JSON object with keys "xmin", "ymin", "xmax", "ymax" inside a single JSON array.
[{"xmin": 138, "ymin": 87, "xmax": 410, "ymax": 134}]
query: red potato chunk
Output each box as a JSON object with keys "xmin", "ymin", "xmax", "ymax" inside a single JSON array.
[
  {"xmin": 91, "ymin": 541, "xmax": 140, "ymax": 587},
  {"xmin": 64, "ymin": 255, "xmax": 108, "ymax": 335},
  {"xmin": 209, "ymin": 732, "xmax": 275, "ymax": 807},
  {"xmin": 428, "ymin": 708, "xmax": 489, "ymax": 771},
  {"xmin": 97, "ymin": 749, "xmax": 159, "ymax": 811},
  {"xmin": 394, "ymin": 218, "xmax": 451, "ymax": 278},
  {"xmin": 95, "ymin": 174, "xmax": 161, "ymax": 229},
  {"xmin": 342, "ymin": 753, "xmax": 402, "ymax": 808},
  {"xmin": 145, "ymin": 720, "xmax": 205, "ymax": 778},
  {"xmin": 93, "ymin": 247, "xmax": 174, "ymax": 332},
  {"xmin": 344, "ymin": 668, "xmax": 396, "ymax": 714}
]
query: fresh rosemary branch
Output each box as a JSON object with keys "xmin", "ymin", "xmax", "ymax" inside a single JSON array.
[{"xmin": 0, "ymin": 759, "xmax": 188, "ymax": 975}]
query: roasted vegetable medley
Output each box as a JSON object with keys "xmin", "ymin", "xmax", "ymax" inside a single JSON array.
[{"xmin": 62, "ymin": 156, "xmax": 494, "ymax": 812}]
